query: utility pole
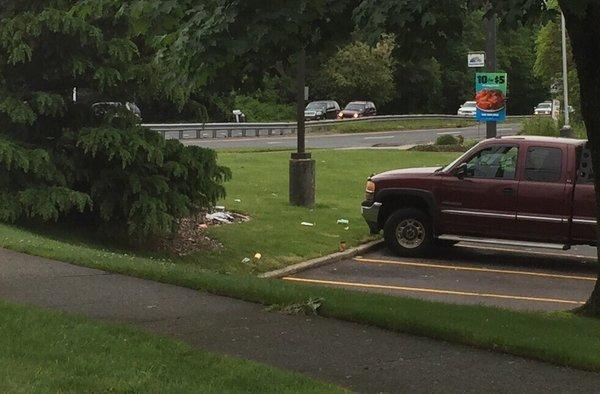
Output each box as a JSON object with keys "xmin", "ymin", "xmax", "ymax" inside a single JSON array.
[
  {"xmin": 289, "ymin": 48, "xmax": 315, "ymax": 206},
  {"xmin": 560, "ymin": 12, "xmax": 572, "ymax": 136},
  {"xmin": 485, "ymin": 12, "xmax": 497, "ymax": 138}
]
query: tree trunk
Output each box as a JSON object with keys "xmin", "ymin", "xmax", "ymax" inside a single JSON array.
[{"xmin": 560, "ymin": 1, "xmax": 600, "ymax": 316}]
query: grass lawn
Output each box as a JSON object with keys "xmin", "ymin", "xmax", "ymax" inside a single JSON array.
[
  {"xmin": 0, "ymin": 301, "xmax": 340, "ymax": 393},
  {"xmin": 316, "ymin": 118, "xmax": 476, "ymax": 134},
  {"xmin": 0, "ymin": 149, "xmax": 458, "ymax": 276},
  {"xmin": 3, "ymin": 149, "xmax": 600, "ymax": 374},
  {"xmin": 184, "ymin": 149, "xmax": 458, "ymax": 274}
]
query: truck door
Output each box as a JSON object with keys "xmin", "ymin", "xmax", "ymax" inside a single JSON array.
[
  {"xmin": 439, "ymin": 144, "xmax": 519, "ymax": 237},
  {"xmin": 515, "ymin": 145, "xmax": 570, "ymax": 243},
  {"xmin": 572, "ymin": 145, "xmax": 597, "ymax": 244}
]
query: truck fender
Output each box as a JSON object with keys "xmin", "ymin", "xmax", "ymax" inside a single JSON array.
[{"xmin": 374, "ymin": 188, "xmax": 440, "ymax": 233}]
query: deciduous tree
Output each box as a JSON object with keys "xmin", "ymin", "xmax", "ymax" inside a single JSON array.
[
  {"xmin": 559, "ymin": 0, "xmax": 600, "ymax": 315},
  {"xmin": 315, "ymin": 35, "xmax": 396, "ymax": 106},
  {"xmin": 487, "ymin": 0, "xmax": 600, "ymax": 316}
]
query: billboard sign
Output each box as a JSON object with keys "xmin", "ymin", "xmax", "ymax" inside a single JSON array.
[{"xmin": 475, "ymin": 72, "xmax": 508, "ymax": 122}]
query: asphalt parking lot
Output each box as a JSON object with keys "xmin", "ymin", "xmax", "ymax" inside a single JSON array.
[{"xmin": 284, "ymin": 243, "xmax": 598, "ymax": 311}]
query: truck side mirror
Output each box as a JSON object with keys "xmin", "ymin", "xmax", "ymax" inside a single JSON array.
[{"xmin": 455, "ymin": 163, "xmax": 468, "ymax": 179}]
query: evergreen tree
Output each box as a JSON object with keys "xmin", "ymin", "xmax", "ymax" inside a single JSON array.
[{"xmin": 0, "ymin": 1, "xmax": 230, "ymax": 240}]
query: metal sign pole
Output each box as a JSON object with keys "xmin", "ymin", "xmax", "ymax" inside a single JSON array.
[
  {"xmin": 485, "ymin": 12, "xmax": 498, "ymax": 139},
  {"xmin": 561, "ymin": 12, "xmax": 571, "ymax": 130},
  {"xmin": 289, "ymin": 48, "xmax": 315, "ymax": 207}
]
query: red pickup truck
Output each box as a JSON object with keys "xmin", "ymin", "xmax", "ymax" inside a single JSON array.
[{"xmin": 362, "ymin": 136, "xmax": 597, "ymax": 256}]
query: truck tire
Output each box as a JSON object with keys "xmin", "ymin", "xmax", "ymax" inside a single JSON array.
[{"xmin": 384, "ymin": 208, "xmax": 432, "ymax": 257}]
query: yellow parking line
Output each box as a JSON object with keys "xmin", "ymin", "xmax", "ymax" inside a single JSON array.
[
  {"xmin": 355, "ymin": 257, "xmax": 597, "ymax": 282},
  {"xmin": 282, "ymin": 277, "xmax": 585, "ymax": 305}
]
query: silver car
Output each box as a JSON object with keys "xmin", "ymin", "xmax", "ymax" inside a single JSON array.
[
  {"xmin": 534, "ymin": 101, "xmax": 553, "ymax": 115},
  {"xmin": 457, "ymin": 101, "xmax": 477, "ymax": 117}
]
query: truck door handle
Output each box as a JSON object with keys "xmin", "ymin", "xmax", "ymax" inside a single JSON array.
[{"xmin": 502, "ymin": 187, "xmax": 515, "ymax": 196}]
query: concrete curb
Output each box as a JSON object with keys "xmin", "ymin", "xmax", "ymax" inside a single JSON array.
[{"xmin": 259, "ymin": 239, "xmax": 384, "ymax": 279}]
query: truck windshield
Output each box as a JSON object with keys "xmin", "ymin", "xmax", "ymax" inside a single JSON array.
[{"xmin": 439, "ymin": 144, "xmax": 481, "ymax": 172}]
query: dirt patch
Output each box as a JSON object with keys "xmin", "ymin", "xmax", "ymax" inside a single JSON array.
[{"xmin": 157, "ymin": 210, "xmax": 250, "ymax": 257}]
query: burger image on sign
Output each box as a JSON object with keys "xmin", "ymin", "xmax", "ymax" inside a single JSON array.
[{"xmin": 475, "ymin": 89, "xmax": 505, "ymax": 113}]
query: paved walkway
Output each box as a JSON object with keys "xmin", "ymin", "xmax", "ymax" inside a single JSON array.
[{"xmin": 1, "ymin": 248, "xmax": 600, "ymax": 393}]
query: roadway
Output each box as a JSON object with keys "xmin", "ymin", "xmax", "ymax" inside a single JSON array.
[
  {"xmin": 284, "ymin": 243, "xmax": 598, "ymax": 312},
  {"xmin": 183, "ymin": 123, "xmax": 522, "ymax": 150}
]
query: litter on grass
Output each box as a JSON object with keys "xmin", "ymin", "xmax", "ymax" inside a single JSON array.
[
  {"xmin": 234, "ymin": 199, "xmax": 242, "ymax": 203},
  {"xmin": 158, "ymin": 209, "xmax": 250, "ymax": 257},
  {"xmin": 337, "ymin": 219, "xmax": 349, "ymax": 225},
  {"xmin": 206, "ymin": 211, "xmax": 236, "ymax": 224},
  {"xmin": 205, "ymin": 210, "xmax": 250, "ymax": 225},
  {"xmin": 301, "ymin": 222, "xmax": 315, "ymax": 227},
  {"xmin": 242, "ymin": 257, "xmax": 252, "ymax": 264}
]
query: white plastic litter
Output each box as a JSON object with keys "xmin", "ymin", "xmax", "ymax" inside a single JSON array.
[
  {"xmin": 301, "ymin": 222, "xmax": 315, "ymax": 227},
  {"xmin": 206, "ymin": 212, "xmax": 235, "ymax": 224},
  {"xmin": 337, "ymin": 219, "xmax": 349, "ymax": 225}
]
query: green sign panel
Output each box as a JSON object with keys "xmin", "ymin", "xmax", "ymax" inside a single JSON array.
[{"xmin": 475, "ymin": 72, "xmax": 508, "ymax": 122}]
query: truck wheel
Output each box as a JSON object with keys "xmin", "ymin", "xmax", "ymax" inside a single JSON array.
[{"xmin": 384, "ymin": 208, "xmax": 432, "ymax": 257}]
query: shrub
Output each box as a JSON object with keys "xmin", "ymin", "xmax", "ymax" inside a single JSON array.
[
  {"xmin": 435, "ymin": 134, "xmax": 459, "ymax": 146},
  {"xmin": 463, "ymin": 139, "xmax": 479, "ymax": 150},
  {"xmin": 233, "ymin": 95, "xmax": 295, "ymax": 122},
  {"xmin": 520, "ymin": 116, "xmax": 559, "ymax": 136},
  {"xmin": 75, "ymin": 114, "xmax": 231, "ymax": 239}
]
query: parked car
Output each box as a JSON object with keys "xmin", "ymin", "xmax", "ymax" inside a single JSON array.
[
  {"xmin": 338, "ymin": 101, "xmax": 377, "ymax": 119},
  {"xmin": 362, "ymin": 136, "xmax": 596, "ymax": 257},
  {"xmin": 457, "ymin": 101, "xmax": 477, "ymax": 117},
  {"xmin": 534, "ymin": 101, "xmax": 553, "ymax": 116},
  {"xmin": 304, "ymin": 101, "xmax": 340, "ymax": 120}
]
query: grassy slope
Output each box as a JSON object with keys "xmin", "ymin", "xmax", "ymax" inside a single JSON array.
[
  {"xmin": 0, "ymin": 149, "xmax": 457, "ymax": 277},
  {"xmin": 0, "ymin": 301, "xmax": 340, "ymax": 393},
  {"xmin": 184, "ymin": 150, "xmax": 458, "ymax": 274},
  {"xmin": 319, "ymin": 118, "xmax": 476, "ymax": 134}
]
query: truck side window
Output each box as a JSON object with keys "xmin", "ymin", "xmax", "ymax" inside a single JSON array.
[
  {"xmin": 579, "ymin": 147, "xmax": 594, "ymax": 184},
  {"xmin": 524, "ymin": 147, "xmax": 563, "ymax": 183},
  {"xmin": 465, "ymin": 145, "xmax": 518, "ymax": 180}
]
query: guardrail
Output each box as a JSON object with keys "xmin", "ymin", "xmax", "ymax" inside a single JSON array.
[{"xmin": 143, "ymin": 114, "xmax": 531, "ymax": 141}]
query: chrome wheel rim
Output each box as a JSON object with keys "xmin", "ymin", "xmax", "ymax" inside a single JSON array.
[{"xmin": 396, "ymin": 219, "xmax": 425, "ymax": 249}]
